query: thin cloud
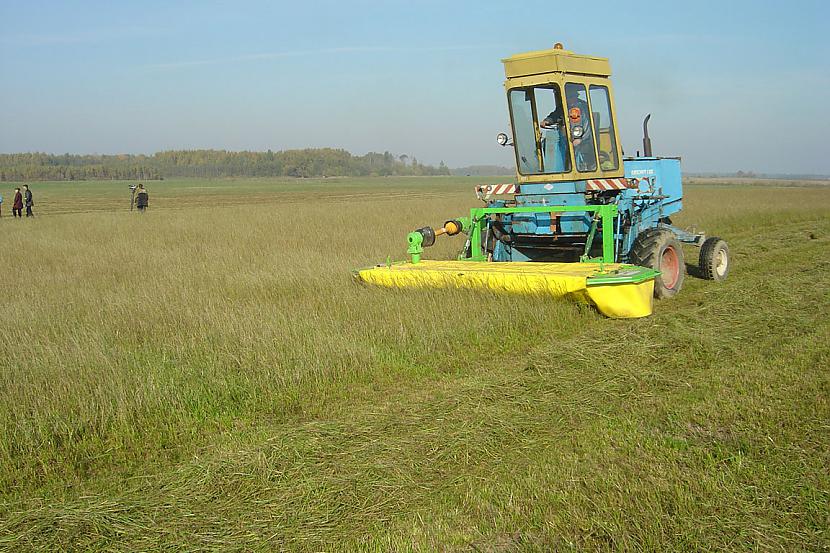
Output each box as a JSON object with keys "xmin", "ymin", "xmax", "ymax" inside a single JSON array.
[
  {"xmin": 146, "ymin": 44, "xmax": 495, "ymax": 70},
  {"xmin": 1, "ymin": 26, "xmax": 168, "ymax": 47}
]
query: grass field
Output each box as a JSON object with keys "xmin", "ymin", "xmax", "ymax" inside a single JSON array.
[{"xmin": 0, "ymin": 176, "xmax": 828, "ymax": 551}]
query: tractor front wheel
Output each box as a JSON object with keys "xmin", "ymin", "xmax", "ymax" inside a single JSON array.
[
  {"xmin": 630, "ymin": 229, "xmax": 686, "ymax": 299},
  {"xmin": 699, "ymin": 237, "xmax": 730, "ymax": 281}
]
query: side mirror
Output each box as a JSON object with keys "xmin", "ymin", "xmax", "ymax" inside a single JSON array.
[{"xmin": 496, "ymin": 132, "xmax": 513, "ymax": 147}]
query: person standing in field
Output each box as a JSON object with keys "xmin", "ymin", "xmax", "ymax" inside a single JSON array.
[
  {"xmin": 12, "ymin": 187, "xmax": 23, "ymax": 218},
  {"xmin": 134, "ymin": 183, "xmax": 149, "ymax": 213},
  {"xmin": 23, "ymin": 185, "xmax": 34, "ymax": 217},
  {"xmin": 0, "ymin": 192, "xmax": 3, "ymax": 217}
]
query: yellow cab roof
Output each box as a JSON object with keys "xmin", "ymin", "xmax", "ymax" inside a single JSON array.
[{"xmin": 502, "ymin": 45, "xmax": 611, "ymax": 80}]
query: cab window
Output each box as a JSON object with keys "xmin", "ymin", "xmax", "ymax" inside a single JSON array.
[
  {"xmin": 588, "ymin": 85, "xmax": 619, "ymax": 171},
  {"xmin": 507, "ymin": 85, "xmax": 571, "ymax": 175},
  {"xmin": 564, "ymin": 83, "xmax": 597, "ymax": 172},
  {"xmin": 508, "ymin": 89, "xmax": 538, "ymax": 175}
]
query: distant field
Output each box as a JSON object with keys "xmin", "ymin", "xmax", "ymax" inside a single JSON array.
[
  {"xmin": 686, "ymin": 176, "xmax": 830, "ymax": 188},
  {"xmin": 1, "ymin": 176, "xmax": 486, "ymax": 217},
  {"xmin": 0, "ymin": 177, "xmax": 828, "ymax": 551}
]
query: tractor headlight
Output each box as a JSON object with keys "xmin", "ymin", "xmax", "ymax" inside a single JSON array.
[
  {"xmin": 497, "ymin": 132, "xmax": 510, "ymax": 146},
  {"xmin": 572, "ymin": 126, "xmax": 583, "ymax": 139}
]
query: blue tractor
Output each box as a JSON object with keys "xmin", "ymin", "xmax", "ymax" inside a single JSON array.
[
  {"xmin": 478, "ymin": 42, "xmax": 731, "ymax": 298},
  {"xmin": 357, "ymin": 43, "xmax": 731, "ymax": 317}
]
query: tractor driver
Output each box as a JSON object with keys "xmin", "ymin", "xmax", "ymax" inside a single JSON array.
[{"xmin": 540, "ymin": 88, "xmax": 596, "ymax": 172}]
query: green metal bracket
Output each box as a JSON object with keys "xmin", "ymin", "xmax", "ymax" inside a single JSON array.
[
  {"xmin": 466, "ymin": 204, "xmax": 618, "ymax": 264},
  {"xmin": 457, "ymin": 216, "xmax": 472, "ymax": 233},
  {"xmin": 580, "ymin": 213, "xmax": 600, "ymax": 262},
  {"xmin": 407, "ymin": 231, "xmax": 423, "ymax": 264}
]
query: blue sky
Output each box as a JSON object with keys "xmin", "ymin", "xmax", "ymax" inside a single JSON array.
[{"xmin": 1, "ymin": 0, "xmax": 828, "ymax": 173}]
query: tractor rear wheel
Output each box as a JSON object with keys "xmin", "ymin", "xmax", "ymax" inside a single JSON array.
[
  {"xmin": 630, "ymin": 228, "xmax": 685, "ymax": 299},
  {"xmin": 699, "ymin": 237, "xmax": 730, "ymax": 281}
]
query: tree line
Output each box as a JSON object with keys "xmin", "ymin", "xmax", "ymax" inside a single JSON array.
[{"xmin": 0, "ymin": 149, "xmax": 450, "ymax": 181}]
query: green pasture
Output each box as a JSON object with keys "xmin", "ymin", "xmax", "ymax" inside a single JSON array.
[
  {"xmin": 0, "ymin": 177, "xmax": 827, "ymax": 551},
  {"xmin": 0, "ymin": 177, "xmax": 468, "ymax": 217}
]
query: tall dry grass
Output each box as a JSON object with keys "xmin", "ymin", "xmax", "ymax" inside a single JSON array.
[
  {"xmin": 0, "ymin": 178, "xmax": 827, "ymax": 550},
  {"xmin": 0, "ymin": 179, "xmax": 578, "ymax": 493}
]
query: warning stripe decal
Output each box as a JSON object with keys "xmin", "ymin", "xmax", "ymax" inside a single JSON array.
[
  {"xmin": 585, "ymin": 178, "xmax": 634, "ymax": 191},
  {"xmin": 475, "ymin": 183, "xmax": 517, "ymax": 200}
]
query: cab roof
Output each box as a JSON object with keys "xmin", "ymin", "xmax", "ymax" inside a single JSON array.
[{"xmin": 502, "ymin": 46, "xmax": 611, "ymax": 79}]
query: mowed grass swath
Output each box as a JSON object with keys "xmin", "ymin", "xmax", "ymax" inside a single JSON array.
[{"xmin": 0, "ymin": 177, "xmax": 828, "ymax": 550}]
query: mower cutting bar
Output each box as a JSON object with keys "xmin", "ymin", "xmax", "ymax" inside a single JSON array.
[{"xmin": 356, "ymin": 260, "xmax": 658, "ymax": 318}]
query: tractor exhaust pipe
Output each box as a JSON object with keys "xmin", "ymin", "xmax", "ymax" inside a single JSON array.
[{"xmin": 642, "ymin": 114, "xmax": 653, "ymax": 157}]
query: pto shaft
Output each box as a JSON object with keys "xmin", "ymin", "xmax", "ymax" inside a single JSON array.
[{"xmin": 407, "ymin": 219, "xmax": 468, "ymax": 263}]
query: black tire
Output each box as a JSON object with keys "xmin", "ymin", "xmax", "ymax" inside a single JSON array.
[
  {"xmin": 630, "ymin": 228, "xmax": 685, "ymax": 299},
  {"xmin": 699, "ymin": 237, "xmax": 730, "ymax": 281}
]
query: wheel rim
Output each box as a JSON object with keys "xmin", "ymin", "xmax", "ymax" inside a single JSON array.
[
  {"xmin": 661, "ymin": 246, "xmax": 680, "ymax": 289},
  {"xmin": 715, "ymin": 249, "xmax": 728, "ymax": 276}
]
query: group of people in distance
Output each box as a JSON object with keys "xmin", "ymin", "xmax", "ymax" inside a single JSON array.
[
  {"xmin": 0, "ymin": 182, "xmax": 150, "ymax": 218},
  {"xmin": 0, "ymin": 185, "xmax": 34, "ymax": 218}
]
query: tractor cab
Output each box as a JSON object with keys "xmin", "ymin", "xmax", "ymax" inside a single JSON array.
[{"xmin": 502, "ymin": 43, "xmax": 623, "ymax": 185}]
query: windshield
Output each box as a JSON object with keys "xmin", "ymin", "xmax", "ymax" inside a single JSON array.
[
  {"xmin": 564, "ymin": 83, "xmax": 597, "ymax": 172},
  {"xmin": 588, "ymin": 85, "xmax": 619, "ymax": 171},
  {"xmin": 508, "ymin": 85, "xmax": 571, "ymax": 175}
]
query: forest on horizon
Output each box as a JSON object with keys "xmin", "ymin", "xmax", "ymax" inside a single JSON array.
[{"xmin": 0, "ymin": 149, "xmax": 451, "ymax": 182}]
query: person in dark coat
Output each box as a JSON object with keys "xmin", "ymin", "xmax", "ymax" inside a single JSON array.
[
  {"xmin": 134, "ymin": 183, "xmax": 149, "ymax": 213},
  {"xmin": 12, "ymin": 188, "xmax": 23, "ymax": 218},
  {"xmin": 23, "ymin": 185, "xmax": 34, "ymax": 217}
]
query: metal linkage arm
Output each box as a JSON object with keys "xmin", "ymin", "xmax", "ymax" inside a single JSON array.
[{"xmin": 467, "ymin": 204, "xmax": 618, "ymax": 263}]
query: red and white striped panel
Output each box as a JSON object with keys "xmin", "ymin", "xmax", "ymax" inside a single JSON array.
[
  {"xmin": 475, "ymin": 183, "xmax": 517, "ymax": 200},
  {"xmin": 585, "ymin": 178, "xmax": 633, "ymax": 191}
]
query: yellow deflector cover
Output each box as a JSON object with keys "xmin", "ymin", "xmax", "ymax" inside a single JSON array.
[{"xmin": 357, "ymin": 260, "xmax": 654, "ymax": 318}]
